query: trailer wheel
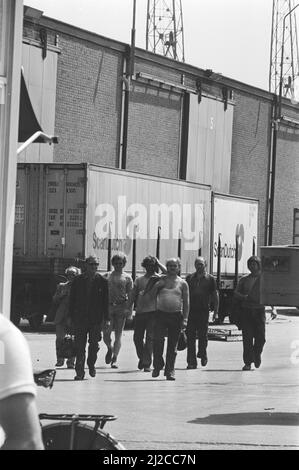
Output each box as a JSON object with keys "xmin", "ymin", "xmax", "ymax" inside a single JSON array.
[
  {"xmin": 216, "ymin": 314, "xmax": 225, "ymax": 324},
  {"xmin": 11, "ymin": 311, "xmax": 21, "ymax": 327},
  {"xmin": 28, "ymin": 313, "xmax": 44, "ymax": 331}
]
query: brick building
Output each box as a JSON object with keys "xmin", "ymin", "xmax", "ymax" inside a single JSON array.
[{"xmin": 20, "ymin": 7, "xmax": 299, "ymax": 249}]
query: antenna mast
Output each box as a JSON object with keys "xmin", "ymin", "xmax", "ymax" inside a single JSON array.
[
  {"xmin": 146, "ymin": 0, "xmax": 185, "ymax": 62},
  {"xmin": 269, "ymin": 0, "xmax": 299, "ymax": 97}
]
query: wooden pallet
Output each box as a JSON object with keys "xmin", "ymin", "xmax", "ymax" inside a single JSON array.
[{"xmin": 208, "ymin": 324, "xmax": 242, "ymax": 342}]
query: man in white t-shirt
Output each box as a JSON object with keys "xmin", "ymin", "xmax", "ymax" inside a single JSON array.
[{"xmin": 0, "ymin": 314, "xmax": 44, "ymax": 449}]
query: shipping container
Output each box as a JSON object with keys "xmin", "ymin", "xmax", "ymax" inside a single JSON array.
[
  {"xmin": 211, "ymin": 193, "xmax": 259, "ymax": 283},
  {"xmin": 12, "ymin": 164, "xmax": 259, "ymax": 328},
  {"xmin": 211, "ymin": 193, "xmax": 258, "ymax": 322}
]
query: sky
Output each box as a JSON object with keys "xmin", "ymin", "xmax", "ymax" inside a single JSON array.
[{"xmin": 24, "ymin": 0, "xmax": 274, "ymax": 91}]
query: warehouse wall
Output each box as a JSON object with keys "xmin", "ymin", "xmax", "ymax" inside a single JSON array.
[
  {"xmin": 230, "ymin": 91, "xmax": 272, "ymax": 246},
  {"xmin": 274, "ymin": 121, "xmax": 299, "ymax": 245},
  {"xmin": 22, "ymin": 13, "xmax": 299, "ymax": 249}
]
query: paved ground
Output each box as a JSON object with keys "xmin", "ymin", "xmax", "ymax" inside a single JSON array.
[{"xmin": 24, "ymin": 314, "xmax": 299, "ymax": 450}]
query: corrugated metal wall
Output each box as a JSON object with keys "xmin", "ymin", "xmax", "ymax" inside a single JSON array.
[
  {"xmin": 86, "ymin": 166, "xmax": 211, "ymax": 275},
  {"xmin": 14, "ymin": 164, "xmax": 86, "ymax": 258}
]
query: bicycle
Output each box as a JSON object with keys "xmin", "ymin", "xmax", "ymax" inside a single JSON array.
[{"xmin": 34, "ymin": 370, "xmax": 125, "ymax": 450}]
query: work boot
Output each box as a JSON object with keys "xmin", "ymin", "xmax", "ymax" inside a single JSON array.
[
  {"xmin": 55, "ymin": 359, "xmax": 64, "ymax": 367},
  {"xmin": 166, "ymin": 373, "xmax": 175, "ymax": 381},
  {"xmin": 254, "ymin": 355, "xmax": 262, "ymax": 368},
  {"xmin": 152, "ymin": 369, "xmax": 160, "ymax": 378},
  {"xmin": 74, "ymin": 372, "xmax": 85, "ymax": 380}
]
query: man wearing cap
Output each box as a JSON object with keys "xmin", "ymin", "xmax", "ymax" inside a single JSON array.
[
  {"xmin": 185, "ymin": 257, "xmax": 219, "ymax": 369},
  {"xmin": 69, "ymin": 256, "xmax": 109, "ymax": 380},
  {"xmin": 234, "ymin": 256, "xmax": 266, "ymax": 371}
]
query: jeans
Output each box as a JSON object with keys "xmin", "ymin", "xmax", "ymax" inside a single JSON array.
[
  {"xmin": 153, "ymin": 311, "xmax": 182, "ymax": 376},
  {"xmin": 186, "ymin": 310, "xmax": 209, "ymax": 366},
  {"xmin": 74, "ymin": 325, "xmax": 101, "ymax": 376},
  {"xmin": 241, "ymin": 308, "xmax": 266, "ymax": 365},
  {"xmin": 133, "ymin": 312, "xmax": 155, "ymax": 368}
]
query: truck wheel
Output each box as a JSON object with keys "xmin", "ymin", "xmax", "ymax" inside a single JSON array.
[
  {"xmin": 216, "ymin": 314, "xmax": 225, "ymax": 324},
  {"xmin": 11, "ymin": 312, "xmax": 21, "ymax": 327},
  {"xmin": 28, "ymin": 314, "xmax": 44, "ymax": 331}
]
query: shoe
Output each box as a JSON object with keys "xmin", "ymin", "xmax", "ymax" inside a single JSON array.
[
  {"xmin": 67, "ymin": 364, "xmax": 75, "ymax": 369},
  {"xmin": 152, "ymin": 369, "xmax": 160, "ymax": 378},
  {"xmin": 89, "ymin": 367, "xmax": 96, "ymax": 377},
  {"xmin": 74, "ymin": 373, "xmax": 85, "ymax": 381},
  {"xmin": 105, "ymin": 348, "xmax": 113, "ymax": 364},
  {"xmin": 242, "ymin": 364, "xmax": 252, "ymax": 371},
  {"xmin": 197, "ymin": 351, "xmax": 201, "ymax": 359},
  {"xmin": 254, "ymin": 356, "xmax": 261, "ymax": 368},
  {"xmin": 186, "ymin": 364, "xmax": 197, "ymax": 369},
  {"xmin": 111, "ymin": 356, "xmax": 118, "ymax": 369},
  {"xmin": 201, "ymin": 358, "xmax": 208, "ymax": 367},
  {"xmin": 143, "ymin": 367, "xmax": 151, "ymax": 372},
  {"xmin": 138, "ymin": 359, "xmax": 144, "ymax": 370},
  {"xmin": 55, "ymin": 359, "xmax": 64, "ymax": 367},
  {"xmin": 166, "ymin": 375, "xmax": 176, "ymax": 381}
]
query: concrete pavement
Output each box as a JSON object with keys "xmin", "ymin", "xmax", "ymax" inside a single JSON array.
[{"xmin": 24, "ymin": 315, "xmax": 299, "ymax": 450}]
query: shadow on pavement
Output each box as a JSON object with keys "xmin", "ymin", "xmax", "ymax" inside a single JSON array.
[{"xmin": 189, "ymin": 412, "xmax": 299, "ymax": 426}]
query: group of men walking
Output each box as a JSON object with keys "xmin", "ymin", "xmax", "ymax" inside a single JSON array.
[{"xmin": 53, "ymin": 252, "xmax": 266, "ymax": 381}]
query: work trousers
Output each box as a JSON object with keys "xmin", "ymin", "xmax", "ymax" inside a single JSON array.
[
  {"xmin": 74, "ymin": 325, "xmax": 101, "ymax": 376},
  {"xmin": 153, "ymin": 311, "xmax": 182, "ymax": 376},
  {"xmin": 241, "ymin": 308, "xmax": 266, "ymax": 366},
  {"xmin": 186, "ymin": 310, "xmax": 209, "ymax": 366},
  {"xmin": 133, "ymin": 312, "xmax": 155, "ymax": 368}
]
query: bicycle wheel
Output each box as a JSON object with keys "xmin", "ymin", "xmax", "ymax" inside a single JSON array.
[{"xmin": 42, "ymin": 422, "xmax": 125, "ymax": 450}]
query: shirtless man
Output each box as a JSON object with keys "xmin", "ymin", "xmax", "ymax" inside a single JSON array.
[
  {"xmin": 129, "ymin": 256, "xmax": 166, "ymax": 372},
  {"xmin": 151, "ymin": 258, "xmax": 189, "ymax": 381}
]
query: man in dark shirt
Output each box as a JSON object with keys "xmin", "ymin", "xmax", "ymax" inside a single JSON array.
[
  {"xmin": 234, "ymin": 256, "xmax": 266, "ymax": 371},
  {"xmin": 186, "ymin": 257, "xmax": 219, "ymax": 369},
  {"xmin": 69, "ymin": 256, "xmax": 109, "ymax": 380}
]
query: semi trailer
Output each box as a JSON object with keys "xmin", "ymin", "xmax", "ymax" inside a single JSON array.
[{"xmin": 11, "ymin": 163, "xmax": 258, "ymax": 328}]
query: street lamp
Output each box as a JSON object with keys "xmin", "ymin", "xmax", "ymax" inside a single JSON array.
[{"xmin": 267, "ymin": 3, "xmax": 299, "ymax": 246}]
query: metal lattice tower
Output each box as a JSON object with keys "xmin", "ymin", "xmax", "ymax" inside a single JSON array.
[
  {"xmin": 146, "ymin": 0, "xmax": 185, "ymax": 62},
  {"xmin": 269, "ymin": 0, "xmax": 299, "ymax": 97}
]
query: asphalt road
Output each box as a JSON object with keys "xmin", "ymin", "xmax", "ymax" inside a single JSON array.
[{"xmin": 24, "ymin": 314, "xmax": 299, "ymax": 450}]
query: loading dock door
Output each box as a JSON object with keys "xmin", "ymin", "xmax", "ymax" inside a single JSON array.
[{"xmin": 186, "ymin": 94, "xmax": 234, "ymax": 193}]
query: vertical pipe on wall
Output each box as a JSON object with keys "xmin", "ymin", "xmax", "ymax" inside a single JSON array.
[
  {"xmin": 266, "ymin": 96, "xmax": 278, "ymax": 246},
  {"xmin": 120, "ymin": 51, "xmax": 130, "ymax": 170},
  {"xmin": 234, "ymin": 234, "xmax": 239, "ymax": 289}
]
